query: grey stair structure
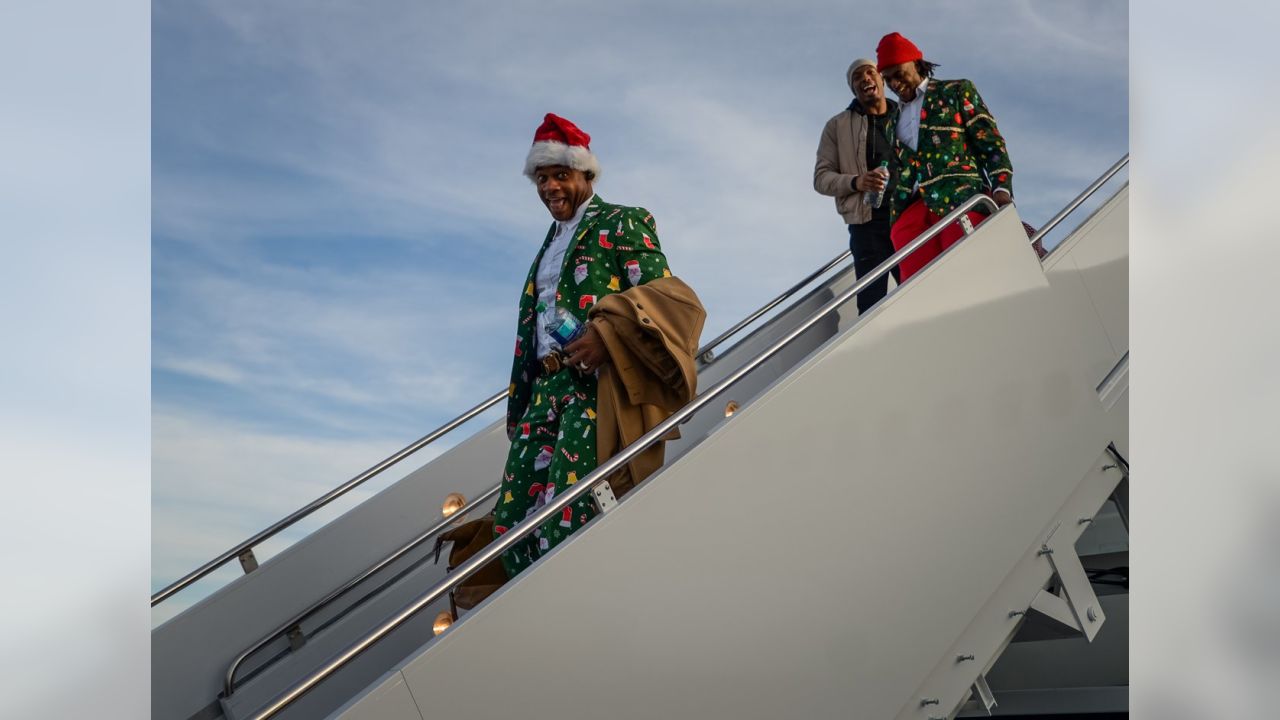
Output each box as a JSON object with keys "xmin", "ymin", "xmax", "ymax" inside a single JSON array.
[{"xmin": 152, "ymin": 159, "xmax": 1129, "ymax": 720}]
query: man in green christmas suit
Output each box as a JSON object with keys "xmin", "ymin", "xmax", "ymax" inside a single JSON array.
[
  {"xmin": 495, "ymin": 113, "xmax": 672, "ymax": 579},
  {"xmin": 876, "ymin": 32, "xmax": 1016, "ymax": 279}
]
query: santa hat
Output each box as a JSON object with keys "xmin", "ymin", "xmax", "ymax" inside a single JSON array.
[
  {"xmin": 876, "ymin": 32, "xmax": 924, "ymax": 71},
  {"xmin": 523, "ymin": 113, "xmax": 601, "ymax": 181}
]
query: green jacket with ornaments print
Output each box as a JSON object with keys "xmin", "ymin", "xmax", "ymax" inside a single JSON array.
[
  {"xmin": 506, "ymin": 194, "xmax": 671, "ymax": 437},
  {"xmin": 891, "ymin": 78, "xmax": 1013, "ymax": 220}
]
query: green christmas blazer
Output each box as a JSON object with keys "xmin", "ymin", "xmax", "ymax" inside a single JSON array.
[
  {"xmin": 891, "ymin": 78, "xmax": 1013, "ymax": 220},
  {"xmin": 506, "ymin": 194, "xmax": 671, "ymax": 436}
]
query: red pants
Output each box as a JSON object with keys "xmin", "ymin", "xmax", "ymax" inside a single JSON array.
[{"xmin": 890, "ymin": 199, "xmax": 988, "ymax": 280}]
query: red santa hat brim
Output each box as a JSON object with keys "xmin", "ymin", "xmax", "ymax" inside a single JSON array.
[{"xmin": 523, "ymin": 141, "xmax": 601, "ymax": 181}]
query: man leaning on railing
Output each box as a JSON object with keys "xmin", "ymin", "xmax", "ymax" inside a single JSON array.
[{"xmin": 876, "ymin": 32, "xmax": 1043, "ymax": 278}]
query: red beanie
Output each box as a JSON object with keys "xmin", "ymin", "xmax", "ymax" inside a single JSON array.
[
  {"xmin": 524, "ymin": 113, "xmax": 601, "ymax": 180},
  {"xmin": 876, "ymin": 32, "xmax": 923, "ymax": 71}
]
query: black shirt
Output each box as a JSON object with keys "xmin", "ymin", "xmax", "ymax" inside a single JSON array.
[{"xmin": 852, "ymin": 98, "xmax": 898, "ymax": 220}]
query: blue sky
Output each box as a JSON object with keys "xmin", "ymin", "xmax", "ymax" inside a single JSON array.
[{"xmin": 151, "ymin": 0, "xmax": 1128, "ymax": 622}]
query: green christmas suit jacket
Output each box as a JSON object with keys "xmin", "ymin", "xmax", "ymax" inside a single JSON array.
[
  {"xmin": 891, "ymin": 78, "xmax": 1013, "ymax": 220},
  {"xmin": 506, "ymin": 194, "xmax": 671, "ymax": 437}
]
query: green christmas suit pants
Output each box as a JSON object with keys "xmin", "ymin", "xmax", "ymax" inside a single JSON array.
[{"xmin": 492, "ymin": 367, "xmax": 600, "ymax": 579}]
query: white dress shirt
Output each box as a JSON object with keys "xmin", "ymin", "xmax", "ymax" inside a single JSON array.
[
  {"xmin": 534, "ymin": 195, "xmax": 593, "ymax": 359},
  {"xmin": 896, "ymin": 78, "xmax": 929, "ymax": 151}
]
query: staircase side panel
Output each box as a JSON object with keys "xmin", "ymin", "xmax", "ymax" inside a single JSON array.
[
  {"xmin": 152, "ymin": 421, "xmax": 508, "ymax": 720},
  {"xmin": 332, "ymin": 207, "xmax": 1128, "ymax": 720}
]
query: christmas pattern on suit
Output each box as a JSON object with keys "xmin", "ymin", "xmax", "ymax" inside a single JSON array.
[
  {"xmin": 890, "ymin": 78, "xmax": 1013, "ymax": 221},
  {"xmin": 496, "ymin": 194, "xmax": 670, "ymax": 577}
]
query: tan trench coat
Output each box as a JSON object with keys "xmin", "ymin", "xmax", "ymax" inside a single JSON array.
[{"xmin": 588, "ymin": 276, "xmax": 705, "ymax": 496}]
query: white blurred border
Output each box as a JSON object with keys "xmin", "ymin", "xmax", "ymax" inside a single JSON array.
[
  {"xmin": 1132, "ymin": 0, "xmax": 1280, "ymax": 717},
  {"xmin": 0, "ymin": 1, "xmax": 150, "ymax": 717}
]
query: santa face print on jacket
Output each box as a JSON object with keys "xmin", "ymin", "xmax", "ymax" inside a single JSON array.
[{"xmin": 625, "ymin": 259, "xmax": 642, "ymax": 287}]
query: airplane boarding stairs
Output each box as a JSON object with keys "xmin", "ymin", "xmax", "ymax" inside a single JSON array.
[{"xmin": 153, "ymin": 170, "xmax": 1129, "ymax": 720}]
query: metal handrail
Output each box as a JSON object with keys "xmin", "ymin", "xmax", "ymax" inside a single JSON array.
[
  {"xmin": 697, "ymin": 249, "xmax": 851, "ymax": 361},
  {"xmin": 155, "ymin": 251, "xmax": 852, "ymax": 608},
  {"xmin": 244, "ymin": 193, "xmax": 1004, "ymax": 720},
  {"xmin": 1031, "ymin": 154, "xmax": 1128, "ymax": 245},
  {"xmin": 151, "ymin": 389, "xmax": 508, "ymax": 606},
  {"xmin": 222, "ymin": 247, "xmax": 854, "ymax": 693},
  {"xmin": 223, "ymin": 484, "xmax": 501, "ymax": 695}
]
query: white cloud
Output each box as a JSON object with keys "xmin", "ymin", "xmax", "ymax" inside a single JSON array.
[
  {"xmin": 150, "ymin": 407, "xmax": 474, "ymax": 618},
  {"xmin": 1015, "ymin": 0, "xmax": 1129, "ymax": 62},
  {"xmin": 153, "ymin": 249, "xmax": 516, "ymax": 429}
]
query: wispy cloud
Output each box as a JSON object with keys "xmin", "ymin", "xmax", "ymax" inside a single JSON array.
[
  {"xmin": 150, "ymin": 406, "xmax": 472, "ymax": 625},
  {"xmin": 154, "ymin": 238, "xmax": 516, "ymax": 435},
  {"xmin": 1015, "ymin": 0, "xmax": 1129, "ymax": 63}
]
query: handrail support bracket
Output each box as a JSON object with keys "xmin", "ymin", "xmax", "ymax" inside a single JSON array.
[
  {"xmin": 590, "ymin": 480, "xmax": 618, "ymax": 514},
  {"xmin": 285, "ymin": 625, "xmax": 306, "ymax": 652}
]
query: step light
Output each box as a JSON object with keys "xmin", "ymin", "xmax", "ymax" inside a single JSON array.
[
  {"xmin": 441, "ymin": 492, "xmax": 466, "ymax": 518},
  {"xmin": 432, "ymin": 611, "xmax": 453, "ymax": 636},
  {"xmin": 724, "ymin": 401, "xmax": 740, "ymax": 418}
]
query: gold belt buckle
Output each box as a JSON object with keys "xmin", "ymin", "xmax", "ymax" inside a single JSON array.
[{"xmin": 541, "ymin": 351, "xmax": 563, "ymax": 375}]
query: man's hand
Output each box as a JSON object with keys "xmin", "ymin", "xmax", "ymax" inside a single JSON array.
[
  {"xmin": 853, "ymin": 167, "xmax": 888, "ymax": 194},
  {"xmin": 564, "ymin": 323, "xmax": 608, "ymax": 374}
]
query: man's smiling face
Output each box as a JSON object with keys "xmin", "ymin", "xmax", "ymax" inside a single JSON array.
[
  {"xmin": 850, "ymin": 64, "xmax": 885, "ymax": 106},
  {"xmin": 881, "ymin": 61, "xmax": 924, "ymax": 102},
  {"xmin": 534, "ymin": 165, "xmax": 594, "ymax": 221}
]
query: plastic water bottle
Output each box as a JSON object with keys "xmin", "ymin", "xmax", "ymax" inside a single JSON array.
[
  {"xmin": 865, "ymin": 160, "xmax": 890, "ymax": 209},
  {"xmin": 546, "ymin": 306, "xmax": 586, "ymax": 350}
]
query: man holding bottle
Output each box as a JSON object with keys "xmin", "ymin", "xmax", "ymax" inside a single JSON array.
[
  {"xmin": 493, "ymin": 113, "xmax": 689, "ymax": 580},
  {"xmin": 813, "ymin": 56, "xmax": 901, "ymax": 314}
]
